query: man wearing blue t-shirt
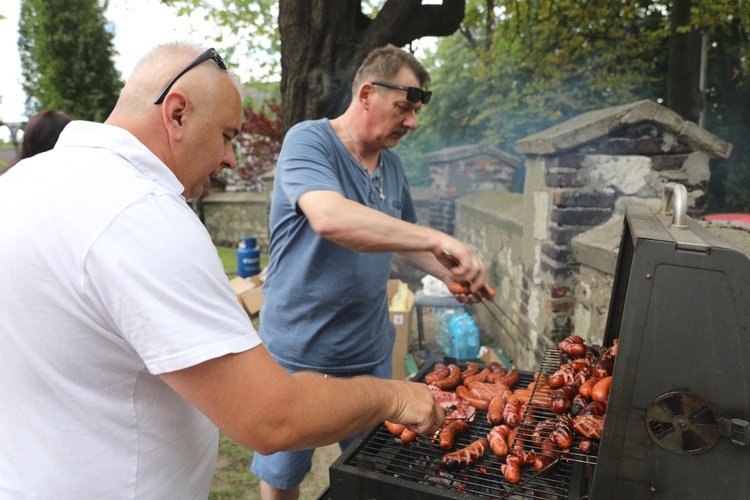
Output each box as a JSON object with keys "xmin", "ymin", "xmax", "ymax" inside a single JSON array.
[{"xmin": 252, "ymin": 44, "xmax": 490, "ymax": 500}]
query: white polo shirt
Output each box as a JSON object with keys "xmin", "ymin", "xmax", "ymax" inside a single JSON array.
[{"xmin": 0, "ymin": 121, "xmax": 261, "ymax": 499}]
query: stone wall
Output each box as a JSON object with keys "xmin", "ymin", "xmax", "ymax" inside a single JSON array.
[
  {"xmin": 425, "ymin": 144, "xmax": 521, "ymax": 235},
  {"xmin": 197, "ymin": 191, "xmax": 269, "ymax": 249}
]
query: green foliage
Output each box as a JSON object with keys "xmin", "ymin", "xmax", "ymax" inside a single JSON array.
[
  {"xmin": 162, "ymin": 0, "xmax": 280, "ymax": 80},
  {"xmin": 18, "ymin": 0, "xmax": 123, "ymax": 121},
  {"xmin": 418, "ymin": 0, "xmax": 671, "ymax": 154}
]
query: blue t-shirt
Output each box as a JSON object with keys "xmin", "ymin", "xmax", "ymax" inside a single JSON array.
[{"xmin": 260, "ymin": 119, "xmax": 417, "ymax": 373}]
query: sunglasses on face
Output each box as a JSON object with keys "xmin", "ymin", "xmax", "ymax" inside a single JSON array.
[
  {"xmin": 153, "ymin": 48, "xmax": 228, "ymax": 105},
  {"xmin": 371, "ymin": 81, "xmax": 432, "ymax": 105}
]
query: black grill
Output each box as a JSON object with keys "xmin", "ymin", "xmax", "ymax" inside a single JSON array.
[{"xmin": 328, "ymin": 183, "xmax": 750, "ymax": 499}]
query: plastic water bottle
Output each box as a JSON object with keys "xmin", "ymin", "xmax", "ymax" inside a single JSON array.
[
  {"xmin": 237, "ymin": 236, "xmax": 260, "ymax": 278},
  {"xmin": 433, "ymin": 308, "xmax": 457, "ymax": 355},
  {"xmin": 448, "ymin": 312, "xmax": 480, "ymax": 359}
]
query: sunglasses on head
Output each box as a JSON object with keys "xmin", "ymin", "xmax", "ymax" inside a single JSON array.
[
  {"xmin": 153, "ymin": 48, "xmax": 228, "ymax": 105},
  {"xmin": 371, "ymin": 81, "xmax": 432, "ymax": 105}
]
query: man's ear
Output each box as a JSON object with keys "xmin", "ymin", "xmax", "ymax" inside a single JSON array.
[
  {"xmin": 162, "ymin": 91, "xmax": 188, "ymax": 141},
  {"xmin": 359, "ymin": 82, "xmax": 374, "ymax": 109}
]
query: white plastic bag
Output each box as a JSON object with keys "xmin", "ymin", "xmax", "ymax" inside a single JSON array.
[{"xmin": 421, "ymin": 274, "xmax": 452, "ymax": 298}]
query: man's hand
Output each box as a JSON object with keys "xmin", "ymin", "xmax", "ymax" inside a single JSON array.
[
  {"xmin": 434, "ymin": 243, "xmax": 488, "ymax": 301},
  {"xmin": 386, "ymin": 380, "xmax": 445, "ymax": 435}
]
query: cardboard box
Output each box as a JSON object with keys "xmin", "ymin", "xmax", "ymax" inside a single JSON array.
[
  {"xmin": 229, "ymin": 275, "xmax": 263, "ymax": 316},
  {"xmin": 230, "ymin": 276, "xmax": 413, "ymax": 377},
  {"xmin": 388, "ymin": 279, "xmax": 415, "ymax": 380}
]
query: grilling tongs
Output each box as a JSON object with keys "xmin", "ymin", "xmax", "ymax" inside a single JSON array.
[{"xmin": 438, "ymin": 249, "xmax": 524, "ymax": 336}]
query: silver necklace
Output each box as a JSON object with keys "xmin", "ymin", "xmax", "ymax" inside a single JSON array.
[{"xmin": 342, "ymin": 120, "xmax": 385, "ymax": 202}]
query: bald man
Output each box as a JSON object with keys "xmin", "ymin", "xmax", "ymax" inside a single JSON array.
[{"xmin": 0, "ymin": 42, "xmax": 444, "ymax": 499}]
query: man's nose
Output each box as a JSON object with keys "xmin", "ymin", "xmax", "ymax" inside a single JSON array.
[{"xmin": 224, "ymin": 143, "xmax": 237, "ymax": 170}]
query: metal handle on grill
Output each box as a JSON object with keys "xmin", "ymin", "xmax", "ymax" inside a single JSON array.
[{"xmin": 659, "ymin": 182, "xmax": 688, "ymax": 228}]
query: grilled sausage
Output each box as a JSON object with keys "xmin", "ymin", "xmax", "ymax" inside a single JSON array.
[
  {"xmin": 492, "ymin": 368, "xmax": 520, "ymax": 389},
  {"xmin": 439, "ymin": 420, "xmax": 469, "ymax": 450},
  {"xmin": 583, "ymin": 400, "xmax": 607, "ymax": 416},
  {"xmin": 578, "ymin": 377, "xmax": 601, "ymax": 398},
  {"xmin": 532, "ymin": 419, "xmax": 556, "ymax": 446},
  {"xmin": 400, "ymin": 428, "xmax": 419, "ymax": 444},
  {"xmin": 592, "ymin": 356, "xmax": 615, "ymax": 378},
  {"xmin": 508, "ymin": 425, "xmax": 524, "ymax": 453},
  {"xmin": 548, "ymin": 364, "xmax": 576, "ymax": 389},
  {"xmin": 551, "ymin": 414, "xmax": 575, "ymax": 449},
  {"xmin": 579, "ymin": 438, "xmax": 600, "ymax": 454},
  {"xmin": 558, "ymin": 336, "xmax": 586, "ymax": 357},
  {"xmin": 569, "ymin": 357, "xmax": 591, "ymax": 372},
  {"xmin": 573, "ymin": 414, "xmax": 605, "ymax": 440},
  {"xmin": 533, "ymin": 438, "xmax": 560, "ymax": 474},
  {"xmin": 487, "ymin": 424, "xmax": 511, "ymax": 457},
  {"xmin": 384, "ymin": 421, "xmax": 405, "ymax": 436},
  {"xmin": 610, "ymin": 338, "xmax": 619, "ymax": 356},
  {"xmin": 503, "ymin": 399, "xmax": 523, "ymax": 428},
  {"xmin": 551, "ymin": 385, "xmax": 578, "ymax": 414},
  {"xmin": 441, "ymin": 438, "xmax": 489, "ymax": 469},
  {"xmin": 461, "ymin": 362, "xmax": 480, "ymax": 380},
  {"xmin": 424, "ymin": 363, "xmax": 450, "ymax": 384},
  {"xmin": 463, "ymin": 368, "xmax": 491, "ymax": 385},
  {"xmin": 455, "ymin": 385, "xmax": 490, "ymax": 410},
  {"xmin": 501, "ymin": 454, "xmax": 523, "ymax": 484},
  {"xmin": 570, "ymin": 394, "xmax": 588, "ymax": 416},
  {"xmin": 430, "ymin": 364, "xmax": 462, "ymax": 390},
  {"xmin": 447, "ymin": 283, "xmax": 497, "ymax": 299},
  {"xmin": 591, "ymin": 376, "xmax": 613, "ymax": 402},
  {"xmin": 487, "ymin": 395, "xmax": 507, "ymax": 424},
  {"xmin": 507, "ymin": 388, "xmax": 531, "ymax": 405}
]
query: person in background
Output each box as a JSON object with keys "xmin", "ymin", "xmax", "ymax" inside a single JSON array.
[
  {"xmin": 253, "ymin": 44, "xmax": 491, "ymax": 500},
  {"xmin": 0, "ymin": 41, "xmax": 444, "ymax": 499},
  {"xmin": 1, "ymin": 109, "xmax": 74, "ymax": 175}
]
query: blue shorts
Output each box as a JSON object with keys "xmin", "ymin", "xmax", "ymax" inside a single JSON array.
[{"xmin": 250, "ymin": 357, "xmax": 393, "ymax": 489}]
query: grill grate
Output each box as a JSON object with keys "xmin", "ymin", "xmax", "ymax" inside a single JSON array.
[
  {"xmin": 515, "ymin": 349, "xmax": 601, "ymax": 468},
  {"xmin": 330, "ymin": 361, "xmax": 598, "ymax": 499}
]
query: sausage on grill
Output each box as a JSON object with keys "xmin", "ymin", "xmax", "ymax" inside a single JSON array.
[
  {"xmin": 441, "ymin": 438, "xmax": 489, "ymax": 469},
  {"xmin": 551, "ymin": 414, "xmax": 575, "ymax": 449},
  {"xmin": 384, "ymin": 421, "xmax": 404, "ymax": 436},
  {"xmin": 573, "ymin": 414, "xmax": 605, "ymax": 440},
  {"xmin": 503, "ymin": 399, "xmax": 523, "ymax": 428},
  {"xmin": 461, "ymin": 362, "xmax": 480, "ymax": 380},
  {"xmin": 439, "ymin": 420, "xmax": 469, "ymax": 450},
  {"xmin": 424, "ymin": 363, "xmax": 450, "ymax": 384},
  {"xmin": 487, "ymin": 424, "xmax": 511, "ymax": 457},
  {"xmin": 591, "ymin": 376, "xmax": 613, "ymax": 402},
  {"xmin": 487, "ymin": 395, "xmax": 506, "ymax": 424},
  {"xmin": 430, "ymin": 364, "xmax": 462, "ymax": 390}
]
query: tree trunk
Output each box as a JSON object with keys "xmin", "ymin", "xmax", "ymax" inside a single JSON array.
[
  {"xmin": 713, "ymin": 18, "xmax": 750, "ymax": 209},
  {"xmin": 278, "ymin": 0, "xmax": 465, "ymax": 134},
  {"xmin": 666, "ymin": 0, "xmax": 702, "ymax": 123}
]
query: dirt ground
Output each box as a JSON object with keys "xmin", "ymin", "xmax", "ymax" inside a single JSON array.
[{"xmin": 297, "ymin": 444, "xmax": 340, "ymax": 499}]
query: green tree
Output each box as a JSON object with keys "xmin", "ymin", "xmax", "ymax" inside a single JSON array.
[
  {"xmin": 417, "ymin": 0, "xmax": 750, "ymax": 210},
  {"xmin": 17, "ymin": 0, "xmax": 122, "ymax": 122},
  {"xmin": 163, "ymin": 0, "xmax": 467, "ymax": 134}
]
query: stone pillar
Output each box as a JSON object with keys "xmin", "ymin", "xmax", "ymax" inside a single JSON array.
[{"xmin": 515, "ymin": 100, "xmax": 731, "ymax": 355}]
